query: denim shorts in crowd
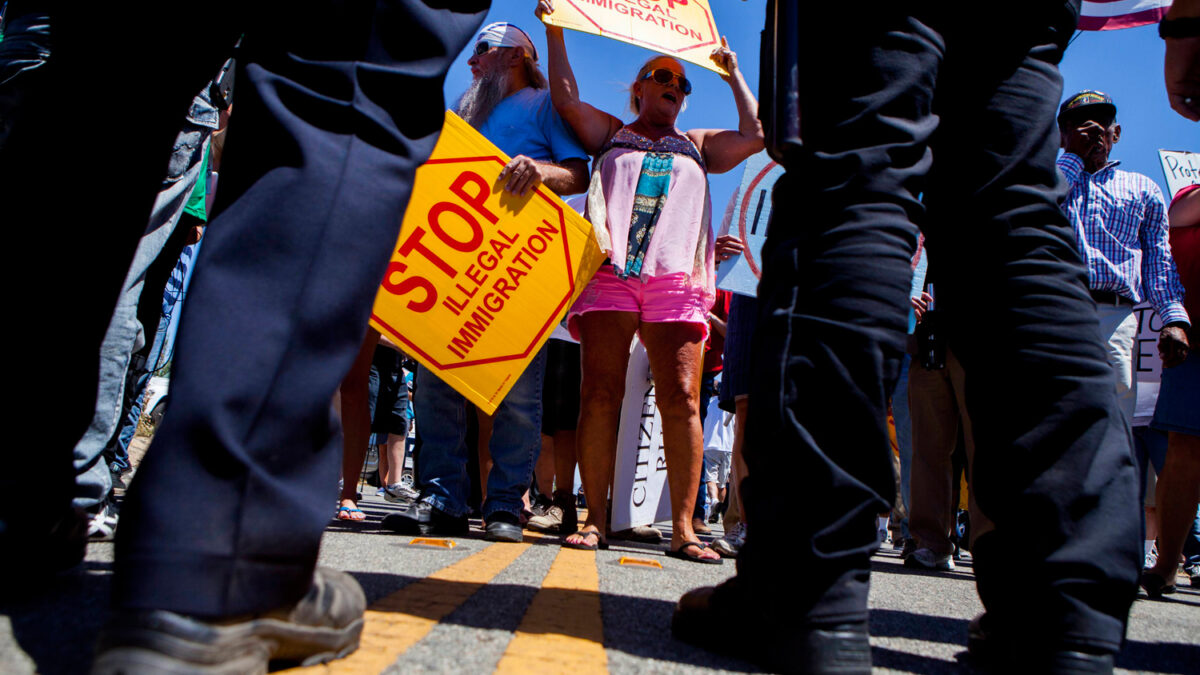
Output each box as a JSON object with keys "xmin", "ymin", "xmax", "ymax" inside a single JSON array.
[{"xmin": 1151, "ymin": 348, "xmax": 1200, "ymax": 436}]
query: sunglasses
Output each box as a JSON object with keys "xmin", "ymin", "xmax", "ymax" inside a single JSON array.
[
  {"xmin": 473, "ymin": 41, "xmax": 502, "ymax": 57},
  {"xmin": 641, "ymin": 68, "xmax": 692, "ymax": 96}
]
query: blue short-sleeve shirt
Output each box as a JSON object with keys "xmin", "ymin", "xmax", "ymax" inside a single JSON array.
[{"xmin": 477, "ymin": 87, "xmax": 589, "ymax": 164}]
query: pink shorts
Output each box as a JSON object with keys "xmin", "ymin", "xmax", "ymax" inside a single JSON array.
[{"xmin": 567, "ymin": 268, "xmax": 713, "ymax": 340}]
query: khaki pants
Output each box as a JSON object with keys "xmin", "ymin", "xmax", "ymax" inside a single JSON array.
[{"xmin": 908, "ymin": 349, "xmax": 990, "ymax": 555}]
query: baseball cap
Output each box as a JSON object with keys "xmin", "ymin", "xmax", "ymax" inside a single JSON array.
[
  {"xmin": 1058, "ymin": 90, "xmax": 1117, "ymax": 123},
  {"xmin": 475, "ymin": 22, "xmax": 537, "ymax": 62}
]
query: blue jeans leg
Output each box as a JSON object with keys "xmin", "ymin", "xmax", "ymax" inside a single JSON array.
[
  {"xmin": 693, "ymin": 371, "xmax": 717, "ymax": 520},
  {"xmin": 1185, "ymin": 506, "xmax": 1200, "ymax": 566},
  {"xmin": 482, "ymin": 346, "xmax": 546, "ymax": 521},
  {"xmin": 107, "ymin": 240, "xmax": 202, "ymax": 474},
  {"xmin": 72, "ymin": 131, "xmax": 211, "ymax": 511},
  {"xmin": 412, "ymin": 364, "xmax": 472, "ymax": 518}
]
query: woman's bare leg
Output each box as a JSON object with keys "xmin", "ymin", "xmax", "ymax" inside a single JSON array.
[
  {"xmin": 384, "ymin": 432, "xmax": 407, "ymax": 486},
  {"xmin": 338, "ymin": 329, "xmax": 381, "ymax": 519},
  {"xmin": 1149, "ymin": 432, "xmax": 1200, "ymax": 585},
  {"xmin": 640, "ymin": 320, "xmax": 717, "ymax": 560},
  {"xmin": 566, "ymin": 311, "xmax": 639, "ymax": 546}
]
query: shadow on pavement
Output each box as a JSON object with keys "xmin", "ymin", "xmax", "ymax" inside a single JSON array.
[
  {"xmin": 870, "ymin": 608, "xmax": 968, "ymax": 645},
  {"xmin": 1117, "ymin": 638, "xmax": 1200, "ymax": 674},
  {"xmin": 873, "ymin": 645, "xmax": 968, "ymax": 673},
  {"xmin": 350, "ymin": 571, "xmax": 760, "ymax": 671},
  {"xmin": 603, "ymin": 591, "xmax": 761, "ymax": 672}
]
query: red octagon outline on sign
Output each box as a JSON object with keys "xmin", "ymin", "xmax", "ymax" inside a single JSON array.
[
  {"xmin": 736, "ymin": 159, "xmax": 780, "ymax": 280},
  {"xmin": 371, "ymin": 156, "xmax": 577, "ymax": 371},
  {"xmin": 562, "ymin": 0, "xmax": 719, "ymax": 54}
]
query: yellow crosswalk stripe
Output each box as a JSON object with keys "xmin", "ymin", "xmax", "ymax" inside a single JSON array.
[
  {"xmin": 285, "ymin": 541, "xmax": 530, "ymax": 674},
  {"xmin": 493, "ymin": 547, "xmax": 607, "ymax": 674}
]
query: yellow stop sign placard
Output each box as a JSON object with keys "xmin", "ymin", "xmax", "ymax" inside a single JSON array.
[{"xmin": 370, "ymin": 112, "xmax": 604, "ymax": 414}]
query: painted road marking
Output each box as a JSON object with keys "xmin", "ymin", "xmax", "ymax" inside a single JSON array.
[
  {"xmin": 286, "ymin": 541, "xmax": 530, "ymax": 674},
  {"xmin": 409, "ymin": 537, "xmax": 457, "ymax": 549},
  {"xmin": 617, "ymin": 556, "xmax": 662, "ymax": 569},
  {"xmin": 493, "ymin": 547, "xmax": 607, "ymax": 674}
]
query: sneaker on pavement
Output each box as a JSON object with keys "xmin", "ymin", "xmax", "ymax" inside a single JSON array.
[
  {"xmin": 381, "ymin": 499, "xmax": 467, "ymax": 536},
  {"xmin": 92, "ymin": 567, "xmax": 365, "ymax": 674},
  {"xmin": 711, "ymin": 522, "xmax": 746, "ymax": 558},
  {"xmin": 692, "ymin": 517, "xmax": 712, "ymax": 536},
  {"xmin": 1184, "ymin": 563, "xmax": 1200, "ymax": 588},
  {"xmin": 1143, "ymin": 549, "xmax": 1157, "ymax": 570},
  {"xmin": 526, "ymin": 504, "xmax": 563, "ymax": 532},
  {"xmin": 382, "ymin": 483, "xmax": 419, "ymax": 505},
  {"xmin": 110, "ymin": 464, "xmax": 131, "ymax": 496},
  {"xmin": 899, "ymin": 538, "xmax": 917, "ymax": 560},
  {"xmin": 87, "ymin": 501, "xmax": 120, "ymax": 542},
  {"xmin": 553, "ymin": 490, "xmax": 578, "ymax": 534},
  {"xmin": 903, "ymin": 547, "xmax": 954, "ymax": 571},
  {"xmin": 528, "ymin": 494, "xmax": 553, "ymax": 518}
]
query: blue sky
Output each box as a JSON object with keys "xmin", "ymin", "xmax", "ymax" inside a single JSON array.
[{"xmin": 445, "ymin": 1, "xmax": 1198, "ymax": 213}]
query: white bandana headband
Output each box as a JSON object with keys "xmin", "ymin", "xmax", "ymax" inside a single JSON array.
[{"xmin": 476, "ymin": 22, "xmax": 538, "ymax": 62}]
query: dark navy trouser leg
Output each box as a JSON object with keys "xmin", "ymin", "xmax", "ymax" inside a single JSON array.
[
  {"xmin": 111, "ymin": 2, "xmax": 488, "ymax": 617},
  {"xmin": 742, "ymin": 2, "xmax": 1139, "ymax": 652}
]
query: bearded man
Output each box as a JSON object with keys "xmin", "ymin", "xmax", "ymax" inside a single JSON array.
[{"xmin": 385, "ymin": 21, "xmax": 590, "ymax": 542}]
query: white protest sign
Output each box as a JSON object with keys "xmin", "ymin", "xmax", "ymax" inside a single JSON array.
[
  {"xmin": 610, "ymin": 341, "xmax": 672, "ymax": 531},
  {"xmin": 1158, "ymin": 150, "xmax": 1200, "ymax": 202},
  {"xmin": 1131, "ymin": 302, "xmax": 1165, "ymax": 425},
  {"xmin": 716, "ymin": 151, "xmax": 783, "ymax": 297}
]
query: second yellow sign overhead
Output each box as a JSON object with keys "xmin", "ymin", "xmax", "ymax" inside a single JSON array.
[{"xmin": 541, "ymin": 0, "xmax": 728, "ymax": 76}]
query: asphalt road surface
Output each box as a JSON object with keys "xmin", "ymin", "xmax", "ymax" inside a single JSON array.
[{"xmin": 3, "ymin": 491, "xmax": 1197, "ymax": 674}]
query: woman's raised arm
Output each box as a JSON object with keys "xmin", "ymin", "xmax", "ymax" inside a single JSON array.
[
  {"xmin": 539, "ymin": 0, "xmax": 623, "ymax": 155},
  {"xmin": 688, "ymin": 38, "xmax": 764, "ymax": 175}
]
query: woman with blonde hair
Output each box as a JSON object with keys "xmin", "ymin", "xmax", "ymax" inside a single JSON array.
[{"xmin": 538, "ymin": 1, "xmax": 763, "ymax": 562}]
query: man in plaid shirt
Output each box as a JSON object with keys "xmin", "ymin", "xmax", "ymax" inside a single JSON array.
[{"xmin": 1057, "ymin": 90, "xmax": 1191, "ymax": 421}]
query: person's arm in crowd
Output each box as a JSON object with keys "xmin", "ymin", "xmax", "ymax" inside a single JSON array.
[
  {"xmin": 687, "ymin": 38, "xmax": 765, "ymax": 175},
  {"xmin": 1167, "ymin": 185, "xmax": 1200, "ymax": 228},
  {"xmin": 498, "ymin": 156, "xmax": 588, "ymax": 197},
  {"xmin": 1164, "ymin": 0, "xmax": 1200, "ymax": 121},
  {"xmin": 538, "ymin": 0, "xmax": 623, "ymax": 155},
  {"xmin": 708, "ymin": 311, "xmax": 727, "ymax": 338},
  {"xmin": 912, "ymin": 292, "xmax": 932, "ymax": 324},
  {"xmin": 714, "ymin": 234, "xmax": 745, "ymax": 265},
  {"xmin": 1056, "ymin": 125, "xmax": 1092, "ymax": 182},
  {"xmin": 1140, "ymin": 183, "xmax": 1192, "ymax": 366}
]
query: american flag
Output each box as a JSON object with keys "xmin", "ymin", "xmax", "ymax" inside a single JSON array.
[{"xmin": 1079, "ymin": 0, "xmax": 1170, "ymax": 31}]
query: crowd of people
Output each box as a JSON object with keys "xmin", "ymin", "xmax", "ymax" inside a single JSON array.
[{"xmin": 1, "ymin": 0, "xmax": 1197, "ymax": 673}]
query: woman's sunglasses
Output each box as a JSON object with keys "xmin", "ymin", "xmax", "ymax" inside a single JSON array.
[{"xmin": 641, "ymin": 68, "xmax": 692, "ymax": 96}]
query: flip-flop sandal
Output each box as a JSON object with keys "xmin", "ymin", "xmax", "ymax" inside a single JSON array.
[
  {"xmin": 562, "ymin": 529, "xmax": 608, "ymax": 551},
  {"xmin": 336, "ymin": 506, "xmax": 366, "ymax": 521},
  {"xmin": 666, "ymin": 541, "xmax": 724, "ymax": 565}
]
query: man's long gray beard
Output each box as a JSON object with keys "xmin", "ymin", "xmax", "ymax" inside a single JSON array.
[{"xmin": 456, "ymin": 68, "xmax": 511, "ymax": 129}]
